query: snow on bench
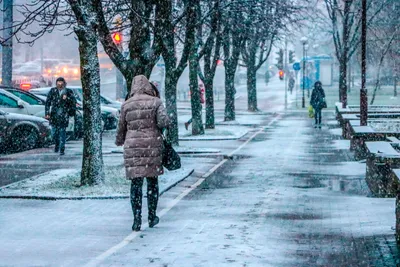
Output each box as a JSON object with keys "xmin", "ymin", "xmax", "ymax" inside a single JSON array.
[
  {"xmin": 387, "ymin": 136, "xmax": 400, "ymax": 144},
  {"xmin": 365, "ymin": 141, "xmax": 400, "ymax": 157}
]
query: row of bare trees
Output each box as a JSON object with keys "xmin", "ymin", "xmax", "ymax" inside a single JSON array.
[
  {"xmin": 308, "ymin": 0, "xmax": 397, "ymax": 108},
  {"xmin": 1, "ymin": 0, "xmax": 299, "ymax": 185}
]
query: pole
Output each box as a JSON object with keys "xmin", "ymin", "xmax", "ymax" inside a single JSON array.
[
  {"xmin": 284, "ymin": 39, "xmax": 288, "ymax": 110},
  {"xmin": 306, "ymin": 48, "xmax": 310, "ymax": 98},
  {"xmin": 360, "ymin": 0, "xmax": 368, "ymax": 126},
  {"xmin": 302, "ymin": 43, "xmax": 305, "ymax": 108},
  {"xmin": 40, "ymin": 44, "xmax": 44, "ymax": 73},
  {"xmin": 116, "ymin": 50, "xmax": 124, "ymax": 100},
  {"xmin": 2, "ymin": 0, "xmax": 13, "ymax": 86}
]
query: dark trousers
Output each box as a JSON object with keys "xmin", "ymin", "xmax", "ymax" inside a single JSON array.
[
  {"xmin": 314, "ymin": 108, "xmax": 322, "ymax": 125},
  {"xmin": 52, "ymin": 126, "xmax": 66, "ymax": 152},
  {"xmin": 130, "ymin": 177, "xmax": 159, "ymax": 221},
  {"xmin": 187, "ymin": 118, "xmax": 193, "ymax": 124}
]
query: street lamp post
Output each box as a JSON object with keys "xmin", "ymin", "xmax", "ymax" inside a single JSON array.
[
  {"xmin": 360, "ymin": 0, "xmax": 368, "ymax": 126},
  {"xmin": 305, "ymin": 44, "xmax": 309, "ymax": 98},
  {"xmin": 300, "ymin": 37, "xmax": 308, "ymax": 108}
]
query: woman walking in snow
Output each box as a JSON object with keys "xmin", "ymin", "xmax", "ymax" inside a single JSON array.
[
  {"xmin": 116, "ymin": 75, "xmax": 170, "ymax": 231},
  {"xmin": 310, "ymin": 81, "xmax": 326, "ymax": 128}
]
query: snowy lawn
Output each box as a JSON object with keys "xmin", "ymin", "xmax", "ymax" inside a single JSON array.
[
  {"xmin": 111, "ymin": 146, "xmax": 221, "ymax": 154},
  {"xmin": 179, "ymin": 125, "xmax": 250, "ymax": 140},
  {"xmin": 0, "ymin": 160, "xmax": 194, "ymax": 199}
]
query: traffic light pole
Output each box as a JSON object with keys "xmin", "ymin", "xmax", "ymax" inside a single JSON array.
[
  {"xmin": 284, "ymin": 39, "xmax": 288, "ymax": 110},
  {"xmin": 302, "ymin": 43, "xmax": 305, "ymax": 108},
  {"xmin": 115, "ymin": 44, "xmax": 124, "ymax": 100},
  {"xmin": 2, "ymin": 0, "xmax": 13, "ymax": 86}
]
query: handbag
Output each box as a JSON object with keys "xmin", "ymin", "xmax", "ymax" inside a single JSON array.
[
  {"xmin": 308, "ymin": 105, "xmax": 314, "ymax": 118},
  {"xmin": 162, "ymin": 134, "xmax": 181, "ymax": 171},
  {"xmin": 322, "ymin": 99, "xmax": 327, "ymax": 109}
]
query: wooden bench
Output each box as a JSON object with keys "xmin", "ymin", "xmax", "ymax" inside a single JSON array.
[
  {"xmin": 365, "ymin": 142, "xmax": 400, "ymax": 197},
  {"xmin": 387, "ymin": 136, "xmax": 400, "ymax": 146},
  {"xmin": 348, "ymin": 121, "xmax": 400, "ymax": 160},
  {"xmin": 335, "ymin": 102, "xmax": 400, "ymax": 126}
]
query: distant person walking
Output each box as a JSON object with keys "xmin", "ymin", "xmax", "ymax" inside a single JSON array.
[
  {"xmin": 185, "ymin": 82, "xmax": 205, "ymax": 130},
  {"xmin": 310, "ymin": 81, "xmax": 326, "ymax": 128},
  {"xmin": 45, "ymin": 77, "xmax": 76, "ymax": 155},
  {"xmin": 116, "ymin": 75, "xmax": 170, "ymax": 232}
]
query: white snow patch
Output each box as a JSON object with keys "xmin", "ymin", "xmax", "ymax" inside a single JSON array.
[
  {"xmin": 333, "ymin": 140, "xmax": 350, "ymax": 150},
  {"xmin": 179, "ymin": 125, "xmax": 249, "ymax": 140},
  {"xmin": 329, "ymin": 128, "xmax": 342, "ymax": 136}
]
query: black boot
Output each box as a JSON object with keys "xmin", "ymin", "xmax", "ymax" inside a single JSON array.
[
  {"xmin": 132, "ymin": 211, "xmax": 142, "ymax": 232},
  {"xmin": 130, "ymin": 179, "xmax": 143, "ymax": 231},
  {"xmin": 147, "ymin": 177, "xmax": 159, "ymax": 228}
]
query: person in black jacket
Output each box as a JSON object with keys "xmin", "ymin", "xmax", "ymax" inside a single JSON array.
[
  {"xmin": 45, "ymin": 77, "xmax": 77, "ymax": 155},
  {"xmin": 310, "ymin": 81, "xmax": 326, "ymax": 128}
]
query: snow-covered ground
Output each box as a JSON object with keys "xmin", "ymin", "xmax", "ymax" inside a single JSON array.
[{"xmin": 0, "ymin": 158, "xmax": 195, "ymax": 199}]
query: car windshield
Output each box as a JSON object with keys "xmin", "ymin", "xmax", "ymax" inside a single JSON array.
[{"xmin": 8, "ymin": 91, "xmax": 41, "ymax": 105}]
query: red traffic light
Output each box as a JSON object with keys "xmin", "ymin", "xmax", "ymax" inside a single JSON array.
[
  {"xmin": 279, "ymin": 70, "xmax": 284, "ymax": 80},
  {"xmin": 112, "ymin": 32, "xmax": 122, "ymax": 45}
]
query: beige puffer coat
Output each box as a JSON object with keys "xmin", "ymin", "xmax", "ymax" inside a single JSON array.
[{"xmin": 115, "ymin": 75, "xmax": 170, "ymax": 179}]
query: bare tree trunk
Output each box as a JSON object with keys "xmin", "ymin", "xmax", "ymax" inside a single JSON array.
[
  {"xmin": 339, "ymin": 56, "xmax": 348, "ymax": 108},
  {"xmin": 204, "ymin": 74, "xmax": 215, "ymax": 129},
  {"xmin": 75, "ymin": 27, "xmax": 105, "ymax": 185},
  {"xmin": 225, "ymin": 69, "xmax": 236, "ymax": 121},
  {"xmin": 370, "ymin": 33, "xmax": 396, "ymax": 104},
  {"xmin": 164, "ymin": 71, "xmax": 179, "ymax": 145},
  {"xmin": 188, "ymin": 0, "xmax": 204, "ymax": 135},
  {"xmin": 370, "ymin": 60, "xmax": 383, "ymax": 105},
  {"xmin": 247, "ymin": 64, "xmax": 257, "ymax": 111}
]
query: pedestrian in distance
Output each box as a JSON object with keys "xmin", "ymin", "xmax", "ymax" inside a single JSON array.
[
  {"xmin": 310, "ymin": 81, "xmax": 326, "ymax": 128},
  {"xmin": 116, "ymin": 75, "xmax": 170, "ymax": 232},
  {"xmin": 184, "ymin": 82, "xmax": 205, "ymax": 130},
  {"xmin": 45, "ymin": 77, "xmax": 77, "ymax": 155},
  {"xmin": 288, "ymin": 72, "xmax": 295, "ymax": 94}
]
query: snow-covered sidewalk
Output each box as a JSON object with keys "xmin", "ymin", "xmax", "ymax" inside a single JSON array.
[{"xmin": 0, "ymin": 158, "xmax": 195, "ymax": 199}]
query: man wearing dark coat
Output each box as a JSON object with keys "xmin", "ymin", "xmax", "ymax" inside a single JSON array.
[{"xmin": 45, "ymin": 77, "xmax": 77, "ymax": 155}]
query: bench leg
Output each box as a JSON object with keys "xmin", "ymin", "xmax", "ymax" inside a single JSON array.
[{"xmin": 397, "ymin": 193, "xmax": 400, "ymax": 245}]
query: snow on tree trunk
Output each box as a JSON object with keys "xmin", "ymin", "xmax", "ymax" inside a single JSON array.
[
  {"xmin": 224, "ymin": 70, "xmax": 236, "ymax": 121},
  {"xmin": 204, "ymin": 75, "xmax": 215, "ymax": 129},
  {"xmin": 339, "ymin": 58, "xmax": 348, "ymax": 108},
  {"xmin": 164, "ymin": 71, "xmax": 179, "ymax": 145},
  {"xmin": 187, "ymin": 0, "xmax": 204, "ymax": 135},
  {"xmin": 247, "ymin": 64, "xmax": 258, "ymax": 112},
  {"xmin": 76, "ymin": 27, "xmax": 105, "ymax": 185}
]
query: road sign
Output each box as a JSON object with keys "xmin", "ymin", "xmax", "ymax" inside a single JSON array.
[{"xmin": 293, "ymin": 62, "xmax": 301, "ymax": 71}]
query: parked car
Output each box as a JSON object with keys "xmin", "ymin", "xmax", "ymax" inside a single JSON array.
[
  {"xmin": 32, "ymin": 93, "xmax": 105, "ymax": 134},
  {"xmin": 1, "ymin": 87, "xmax": 83, "ymax": 140},
  {"xmin": 0, "ymin": 109, "xmax": 52, "ymax": 152},
  {"xmin": 31, "ymin": 86, "xmax": 122, "ymax": 110},
  {"xmin": 30, "ymin": 87, "xmax": 120, "ymax": 130},
  {"xmin": 0, "ymin": 88, "xmax": 44, "ymax": 117}
]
